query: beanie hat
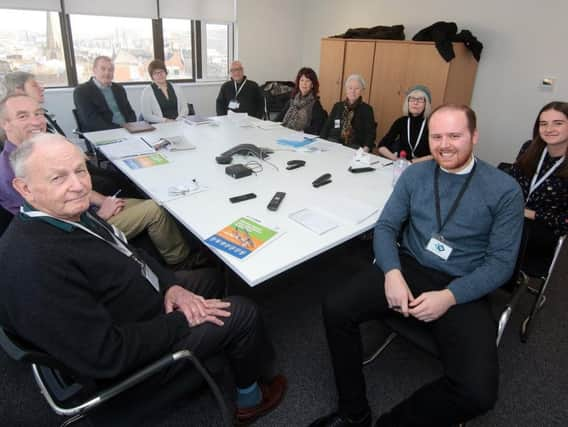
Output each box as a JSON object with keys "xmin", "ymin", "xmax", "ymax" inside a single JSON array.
[{"xmin": 407, "ymin": 85, "xmax": 432, "ymax": 104}]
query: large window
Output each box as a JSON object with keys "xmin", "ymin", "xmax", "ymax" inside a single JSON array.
[
  {"xmin": 0, "ymin": 5, "xmax": 233, "ymax": 87},
  {"xmin": 203, "ymin": 23, "xmax": 229, "ymax": 80},
  {"xmin": 70, "ymin": 15, "xmax": 154, "ymax": 84},
  {"xmin": 0, "ymin": 8, "xmax": 67, "ymax": 86},
  {"xmin": 163, "ymin": 18, "xmax": 194, "ymax": 80}
]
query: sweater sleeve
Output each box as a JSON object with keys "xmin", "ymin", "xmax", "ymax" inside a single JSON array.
[
  {"xmin": 140, "ymin": 85, "xmax": 165, "ymax": 123},
  {"xmin": 379, "ymin": 117, "xmax": 403, "ymax": 150},
  {"xmin": 306, "ymin": 100, "xmax": 328, "ymax": 135},
  {"xmin": 447, "ymin": 183, "xmax": 525, "ymax": 303},
  {"xmin": 15, "ymin": 253, "xmax": 190, "ymax": 380},
  {"xmin": 373, "ymin": 171, "xmax": 412, "ymax": 273}
]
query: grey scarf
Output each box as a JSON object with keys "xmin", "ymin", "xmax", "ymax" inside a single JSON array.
[{"xmin": 282, "ymin": 92, "xmax": 316, "ymax": 131}]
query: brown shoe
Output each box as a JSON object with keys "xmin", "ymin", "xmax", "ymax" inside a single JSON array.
[{"xmin": 235, "ymin": 374, "xmax": 287, "ymax": 425}]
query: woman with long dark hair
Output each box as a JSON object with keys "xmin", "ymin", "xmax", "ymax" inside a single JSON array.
[
  {"xmin": 508, "ymin": 101, "xmax": 568, "ymax": 264},
  {"xmin": 277, "ymin": 67, "xmax": 327, "ymax": 134}
]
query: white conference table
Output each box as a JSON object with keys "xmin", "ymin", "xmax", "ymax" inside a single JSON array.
[{"xmin": 84, "ymin": 116, "xmax": 394, "ymax": 286}]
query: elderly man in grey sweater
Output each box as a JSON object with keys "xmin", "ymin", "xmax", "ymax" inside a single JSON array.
[{"xmin": 311, "ymin": 104, "xmax": 524, "ymax": 427}]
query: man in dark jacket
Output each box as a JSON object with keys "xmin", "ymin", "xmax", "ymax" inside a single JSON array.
[
  {"xmin": 216, "ymin": 60, "xmax": 264, "ymax": 118},
  {"xmin": 0, "ymin": 133, "xmax": 286, "ymax": 424},
  {"xmin": 73, "ymin": 56, "xmax": 137, "ymax": 131}
]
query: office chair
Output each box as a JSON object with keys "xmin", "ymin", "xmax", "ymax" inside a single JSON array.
[
  {"xmin": 0, "ymin": 204, "xmax": 13, "ymax": 237},
  {"xmin": 362, "ymin": 220, "xmax": 530, "ymax": 426},
  {"xmin": 71, "ymin": 109, "xmax": 104, "ymax": 166},
  {"xmin": 496, "ymin": 162, "xmax": 567, "ymax": 342},
  {"xmin": 187, "ymin": 103, "xmax": 196, "ymax": 116},
  {"xmin": 0, "ymin": 326, "xmax": 232, "ymax": 427},
  {"xmin": 520, "ymin": 232, "xmax": 566, "ymax": 342}
]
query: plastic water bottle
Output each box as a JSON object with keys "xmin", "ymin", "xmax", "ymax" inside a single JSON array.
[{"xmin": 392, "ymin": 150, "xmax": 411, "ymax": 187}]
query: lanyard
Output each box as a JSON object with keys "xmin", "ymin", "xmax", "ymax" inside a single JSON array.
[
  {"xmin": 433, "ymin": 161, "xmax": 477, "ymax": 234},
  {"xmin": 233, "ymin": 79, "xmax": 247, "ymax": 99},
  {"xmin": 528, "ymin": 149, "xmax": 565, "ymax": 201},
  {"xmin": 22, "ymin": 209, "xmax": 134, "ymax": 258},
  {"xmin": 406, "ymin": 117, "xmax": 426, "ymax": 157}
]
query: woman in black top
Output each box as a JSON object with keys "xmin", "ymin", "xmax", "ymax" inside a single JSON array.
[
  {"xmin": 507, "ymin": 101, "xmax": 568, "ymax": 267},
  {"xmin": 140, "ymin": 59, "xmax": 188, "ymax": 123},
  {"xmin": 378, "ymin": 85, "xmax": 433, "ymax": 162},
  {"xmin": 276, "ymin": 67, "xmax": 327, "ymax": 135},
  {"xmin": 320, "ymin": 74, "xmax": 376, "ymax": 151}
]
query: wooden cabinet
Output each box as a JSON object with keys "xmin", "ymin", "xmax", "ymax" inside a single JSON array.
[{"xmin": 319, "ymin": 38, "xmax": 478, "ymax": 142}]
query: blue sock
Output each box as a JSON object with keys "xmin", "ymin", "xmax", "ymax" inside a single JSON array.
[{"xmin": 236, "ymin": 382, "xmax": 262, "ymax": 408}]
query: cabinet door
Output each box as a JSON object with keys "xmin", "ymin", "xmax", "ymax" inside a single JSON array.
[
  {"xmin": 319, "ymin": 39, "xmax": 345, "ymax": 113},
  {"xmin": 341, "ymin": 41, "xmax": 376, "ymax": 103},
  {"xmin": 369, "ymin": 42, "xmax": 410, "ymax": 141},
  {"xmin": 404, "ymin": 44, "xmax": 450, "ymax": 109}
]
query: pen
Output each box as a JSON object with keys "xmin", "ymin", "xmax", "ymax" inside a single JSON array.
[{"xmin": 111, "ymin": 189, "xmax": 122, "ymax": 198}]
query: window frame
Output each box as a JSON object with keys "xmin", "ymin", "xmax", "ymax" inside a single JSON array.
[{"xmin": 0, "ymin": 7, "xmax": 233, "ymax": 88}]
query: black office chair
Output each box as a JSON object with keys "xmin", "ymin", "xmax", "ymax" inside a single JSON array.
[
  {"xmin": 0, "ymin": 326, "xmax": 232, "ymax": 427},
  {"xmin": 0, "ymin": 204, "xmax": 13, "ymax": 237},
  {"xmin": 187, "ymin": 103, "xmax": 196, "ymax": 116},
  {"xmin": 496, "ymin": 162, "xmax": 567, "ymax": 342},
  {"xmin": 71, "ymin": 109, "xmax": 107, "ymax": 167}
]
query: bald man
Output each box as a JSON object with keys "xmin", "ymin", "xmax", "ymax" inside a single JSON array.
[{"xmin": 216, "ymin": 60, "xmax": 264, "ymax": 118}]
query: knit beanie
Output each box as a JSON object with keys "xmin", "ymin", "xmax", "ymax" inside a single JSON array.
[{"xmin": 407, "ymin": 85, "xmax": 432, "ymax": 104}]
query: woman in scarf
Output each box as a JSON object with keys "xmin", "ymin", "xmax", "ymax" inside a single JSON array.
[
  {"xmin": 378, "ymin": 85, "xmax": 433, "ymax": 163},
  {"xmin": 320, "ymin": 74, "xmax": 376, "ymax": 151},
  {"xmin": 277, "ymin": 67, "xmax": 327, "ymax": 134}
]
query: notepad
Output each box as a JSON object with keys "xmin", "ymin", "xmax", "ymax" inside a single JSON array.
[{"xmin": 289, "ymin": 208, "xmax": 339, "ymax": 235}]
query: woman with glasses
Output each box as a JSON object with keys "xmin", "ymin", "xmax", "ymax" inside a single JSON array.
[
  {"xmin": 378, "ymin": 85, "xmax": 433, "ymax": 162},
  {"xmin": 320, "ymin": 74, "xmax": 376, "ymax": 151},
  {"xmin": 140, "ymin": 59, "xmax": 189, "ymax": 123}
]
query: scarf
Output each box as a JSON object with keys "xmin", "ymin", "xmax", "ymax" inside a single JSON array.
[
  {"xmin": 282, "ymin": 92, "xmax": 316, "ymax": 131},
  {"xmin": 340, "ymin": 96, "xmax": 363, "ymax": 145}
]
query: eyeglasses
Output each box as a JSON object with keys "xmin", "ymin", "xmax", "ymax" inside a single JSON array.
[
  {"xmin": 230, "ymin": 67, "xmax": 243, "ymax": 72},
  {"xmin": 409, "ymin": 97, "xmax": 426, "ymax": 104}
]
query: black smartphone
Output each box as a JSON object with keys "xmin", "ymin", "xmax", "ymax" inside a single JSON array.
[{"xmin": 229, "ymin": 193, "xmax": 257, "ymax": 203}]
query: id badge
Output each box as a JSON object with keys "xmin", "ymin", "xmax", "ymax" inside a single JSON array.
[
  {"xmin": 111, "ymin": 224, "xmax": 127, "ymax": 244},
  {"xmin": 334, "ymin": 119, "xmax": 341, "ymax": 129},
  {"xmin": 141, "ymin": 264, "xmax": 160, "ymax": 292},
  {"xmin": 426, "ymin": 234, "xmax": 453, "ymax": 260},
  {"xmin": 228, "ymin": 100, "xmax": 240, "ymax": 109}
]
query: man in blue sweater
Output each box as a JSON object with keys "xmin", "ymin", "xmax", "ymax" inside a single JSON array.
[{"xmin": 311, "ymin": 105, "xmax": 524, "ymax": 427}]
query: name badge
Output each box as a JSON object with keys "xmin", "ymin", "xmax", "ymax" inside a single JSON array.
[
  {"xmin": 334, "ymin": 119, "xmax": 341, "ymax": 129},
  {"xmin": 228, "ymin": 100, "xmax": 240, "ymax": 110},
  {"xmin": 141, "ymin": 263, "xmax": 160, "ymax": 292},
  {"xmin": 111, "ymin": 224, "xmax": 127, "ymax": 244},
  {"xmin": 426, "ymin": 234, "xmax": 453, "ymax": 260}
]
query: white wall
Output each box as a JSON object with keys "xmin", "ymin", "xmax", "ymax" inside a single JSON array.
[
  {"xmin": 236, "ymin": 0, "xmax": 304, "ymax": 83},
  {"xmin": 301, "ymin": 0, "xmax": 568, "ymax": 164}
]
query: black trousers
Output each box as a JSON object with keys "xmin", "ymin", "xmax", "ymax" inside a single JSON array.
[
  {"xmin": 322, "ymin": 254, "xmax": 498, "ymax": 427},
  {"xmin": 92, "ymin": 268, "xmax": 274, "ymax": 425}
]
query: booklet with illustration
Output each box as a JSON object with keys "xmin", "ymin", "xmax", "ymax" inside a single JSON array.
[{"xmin": 205, "ymin": 217, "xmax": 280, "ymax": 259}]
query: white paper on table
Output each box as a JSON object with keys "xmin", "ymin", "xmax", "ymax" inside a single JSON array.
[
  {"xmin": 315, "ymin": 196, "xmax": 379, "ymax": 225},
  {"xmin": 289, "ymin": 208, "xmax": 339, "ymax": 235},
  {"xmin": 99, "ymin": 137, "xmax": 154, "ymax": 159},
  {"xmin": 256, "ymin": 121, "xmax": 282, "ymax": 130}
]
